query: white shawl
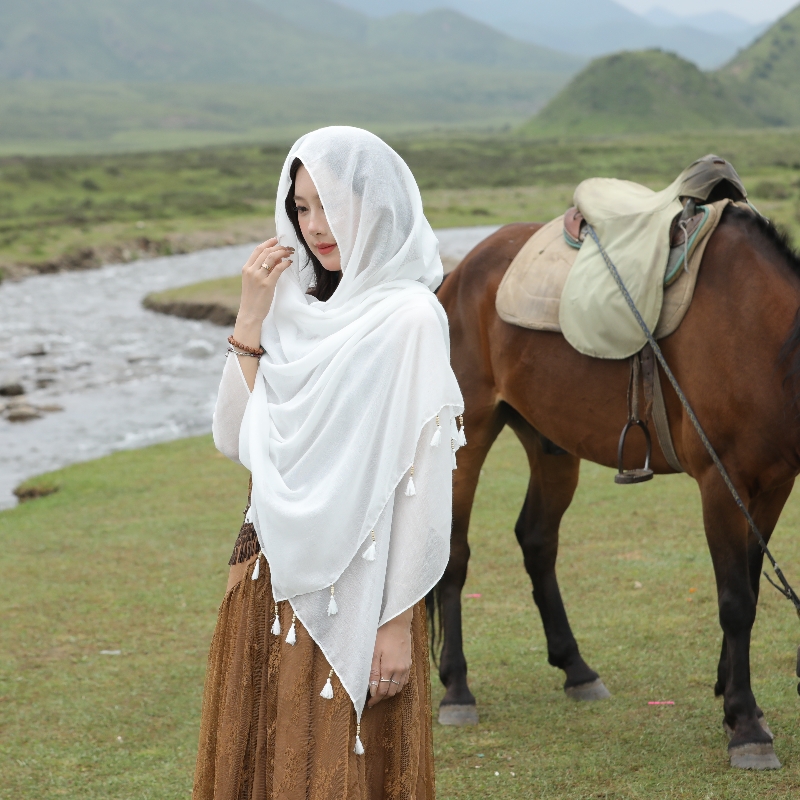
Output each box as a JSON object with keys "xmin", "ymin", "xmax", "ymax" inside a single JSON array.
[{"xmin": 239, "ymin": 127, "xmax": 464, "ymax": 718}]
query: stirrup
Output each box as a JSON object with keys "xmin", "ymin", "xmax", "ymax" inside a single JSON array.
[{"xmin": 615, "ymin": 419, "xmax": 653, "ymax": 485}]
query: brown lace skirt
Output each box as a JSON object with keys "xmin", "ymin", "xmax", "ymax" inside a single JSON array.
[{"xmin": 192, "ymin": 528, "xmax": 435, "ymax": 800}]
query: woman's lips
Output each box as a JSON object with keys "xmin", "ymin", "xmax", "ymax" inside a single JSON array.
[{"xmin": 316, "ymin": 242, "xmax": 337, "ymax": 256}]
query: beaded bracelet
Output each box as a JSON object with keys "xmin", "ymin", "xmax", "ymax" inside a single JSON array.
[
  {"xmin": 227, "ymin": 335, "xmax": 264, "ymax": 357},
  {"xmin": 227, "ymin": 345, "xmax": 261, "ymax": 359}
]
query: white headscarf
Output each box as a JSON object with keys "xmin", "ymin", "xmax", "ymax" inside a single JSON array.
[{"xmin": 239, "ymin": 127, "xmax": 464, "ymax": 716}]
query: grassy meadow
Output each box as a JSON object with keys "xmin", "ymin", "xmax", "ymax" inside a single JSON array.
[
  {"xmin": 2, "ymin": 430, "xmax": 800, "ymax": 798},
  {"xmin": 2, "ymin": 128, "xmax": 799, "ymax": 280}
]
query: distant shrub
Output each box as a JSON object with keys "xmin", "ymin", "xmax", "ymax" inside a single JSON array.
[
  {"xmin": 81, "ymin": 178, "xmax": 101, "ymax": 191},
  {"xmin": 752, "ymin": 180, "xmax": 791, "ymax": 200}
]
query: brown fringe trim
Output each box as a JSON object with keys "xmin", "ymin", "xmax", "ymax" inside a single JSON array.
[
  {"xmin": 228, "ymin": 522, "xmax": 260, "ymax": 566},
  {"xmin": 228, "ymin": 476, "xmax": 259, "ymax": 566}
]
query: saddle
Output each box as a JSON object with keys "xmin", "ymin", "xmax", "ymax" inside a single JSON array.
[
  {"xmin": 562, "ymin": 155, "xmax": 747, "ymax": 281},
  {"xmin": 495, "ymin": 155, "xmax": 753, "ymax": 481},
  {"xmin": 500, "ymin": 154, "xmax": 750, "ymax": 361}
]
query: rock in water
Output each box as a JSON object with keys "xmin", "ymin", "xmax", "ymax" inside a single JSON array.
[
  {"xmin": 5, "ymin": 396, "xmax": 42, "ymax": 422},
  {"xmin": 0, "ymin": 382, "xmax": 25, "ymax": 397}
]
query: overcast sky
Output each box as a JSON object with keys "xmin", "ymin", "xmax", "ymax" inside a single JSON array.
[{"xmin": 616, "ymin": 0, "xmax": 798, "ymax": 23}]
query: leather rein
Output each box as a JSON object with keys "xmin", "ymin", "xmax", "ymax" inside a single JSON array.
[{"xmin": 585, "ymin": 223, "xmax": 800, "ymax": 624}]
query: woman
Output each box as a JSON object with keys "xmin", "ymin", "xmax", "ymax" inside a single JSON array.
[{"xmin": 193, "ymin": 127, "xmax": 465, "ymax": 800}]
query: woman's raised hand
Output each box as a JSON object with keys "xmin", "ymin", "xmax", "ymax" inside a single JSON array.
[
  {"xmin": 232, "ymin": 238, "xmax": 293, "ymax": 390},
  {"xmin": 238, "ymin": 238, "xmax": 294, "ymax": 326}
]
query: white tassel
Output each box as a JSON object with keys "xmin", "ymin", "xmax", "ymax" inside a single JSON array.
[
  {"xmin": 362, "ymin": 541, "xmax": 376, "ymax": 561},
  {"xmin": 354, "ymin": 724, "xmax": 365, "ymax": 755},
  {"xmin": 457, "ymin": 415, "xmax": 467, "ymax": 447},
  {"xmin": 320, "ymin": 669, "xmax": 334, "ymax": 700},
  {"xmin": 286, "ymin": 614, "xmax": 297, "ymax": 645},
  {"xmin": 405, "ymin": 466, "xmax": 416, "ymax": 497},
  {"xmin": 271, "ymin": 605, "xmax": 281, "ymax": 636},
  {"xmin": 251, "ymin": 553, "xmax": 260, "ymax": 580},
  {"xmin": 451, "ymin": 439, "xmax": 458, "ymax": 470},
  {"xmin": 430, "ymin": 415, "xmax": 441, "ymax": 447},
  {"xmin": 327, "ymin": 586, "xmax": 338, "ymax": 616}
]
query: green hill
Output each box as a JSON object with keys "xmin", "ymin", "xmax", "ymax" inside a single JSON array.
[
  {"xmin": 521, "ymin": 50, "xmax": 761, "ymax": 137},
  {"xmin": 365, "ymin": 10, "xmax": 578, "ymax": 71},
  {"xmin": 0, "ymin": 0, "xmax": 583, "ymax": 153},
  {"xmin": 0, "ymin": 0, "xmax": 396, "ymax": 84},
  {"xmin": 720, "ymin": 5, "xmax": 800, "ymax": 126},
  {"xmin": 0, "ymin": 0, "xmax": 580, "ymax": 83}
]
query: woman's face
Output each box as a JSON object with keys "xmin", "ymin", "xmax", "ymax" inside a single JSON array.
[{"xmin": 294, "ymin": 165, "xmax": 341, "ymax": 273}]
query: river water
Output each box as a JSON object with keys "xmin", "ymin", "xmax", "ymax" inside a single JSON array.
[{"xmin": 0, "ymin": 226, "xmax": 499, "ymax": 508}]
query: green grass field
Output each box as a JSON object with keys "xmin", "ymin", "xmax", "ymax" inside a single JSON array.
[
  {"xmin": 2, "ymin": 128, "xmax": 799, "ymax": 279},
  {"xmin": 2, "ymin": 430, "xmax": 800, "ymax": 798}
]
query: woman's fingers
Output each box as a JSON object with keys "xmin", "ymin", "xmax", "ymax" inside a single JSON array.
[
  {"xmin": 367, "ymin": 667, "xmax": 411, "ymax": 707},
  {"xmin": 268, "ymin": 257, "xmax": 293, "ymax": 280},
  {"xmin": 368, "ymin": 654, "xmax": 381, "ymax": 699},
  {"xmin": 244, "ymin": 238, "xmax": 278, "ymax": 269},
  {"xmin": 260, "ymin": 247, "xmax": 293, "ymax": 272},
  {"xmin": 247, "ymin": 247, "xmax": 293, "ymax": 280}
]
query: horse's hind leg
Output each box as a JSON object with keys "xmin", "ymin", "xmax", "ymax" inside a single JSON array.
[
  {"xmin": 713, "ymin": 480, "xmax": 793, "ymax": 753},
  {"xmin": 507, "ymin": 409, "xmax": 611, "ymax": 700},
  {"xmin": 437, "ymin": 402, "xmax": 506, "ymax": 726},
  {"xmin": 701, "ymin": 478, "xmax": 793, "ymax": 770}
]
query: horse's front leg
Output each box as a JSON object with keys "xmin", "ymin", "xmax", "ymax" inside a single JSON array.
[{"xmin": 701, "ymin": 477, "xmax": 782, "ymax": 769}]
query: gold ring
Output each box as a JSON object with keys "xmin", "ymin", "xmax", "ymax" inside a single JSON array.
[{"xmin": 261, "ymin": 260, "xmax": 272, "ymax": 273}]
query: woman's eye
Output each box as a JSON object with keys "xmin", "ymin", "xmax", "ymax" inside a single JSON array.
[{"xmin": 295, "ymin": 205, "xmax": 307, "ymax": 214}]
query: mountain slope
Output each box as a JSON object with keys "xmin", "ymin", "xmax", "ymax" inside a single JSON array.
[
  {"xmin": 0, "ymin": 0, "xmax": 580, "ymax": 82},
  {"xmin": 644, "ymin": 8, "xmax": 767, "ymax": 46},
  {"xmin": 366, "ymin": 10, "xmax": 579, "ymax": 71},
  {"xmin": 336, "ymin": 0, "xmax": 755, "ymax": 68},
  {"xmin": 521, "ymin": 50, "xmax": 762, "ymax": 137},
  {"xmin": 719, "ymin": 5, "xmax": 800, "ymax": 126},
  {"xmin": 0, "ymin": 0, "xmax": 370, "ymax": 84},
  {"xmin": 0, "ymin": 0, "xmax": 583, "ymax": 152}
]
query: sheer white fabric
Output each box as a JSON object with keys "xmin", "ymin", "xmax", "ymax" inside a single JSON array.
[
  {"xmin": 213, "ymin": 356, "xmax": 455, "ymax": 718},
  {"xmin": 219, "ymin": 127, "xmax": 464, "ymax": 719},
  {"xmin": 211, "ymin": 354, "xmax": 250, "ymax": 464}
]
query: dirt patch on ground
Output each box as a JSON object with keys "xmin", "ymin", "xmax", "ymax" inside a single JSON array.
[
  {"xmin": 142, "ymin": 296, "xmax": 237, "ymax": 326},
  {"xmin": 13, "ymin": 481, "xmax": 60, "ymax": 502},
  {"xmin": 142, "ymin": 254, "xmax": 462, "ymax": 327},
  {"xmin": 0, "ymin": 220, "xmax": 275, "ymax": 282}
]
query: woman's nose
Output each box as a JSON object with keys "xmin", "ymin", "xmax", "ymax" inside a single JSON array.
[{"xmin": 308, "ymin": 210, "xmax": 326, "ymax": 235}]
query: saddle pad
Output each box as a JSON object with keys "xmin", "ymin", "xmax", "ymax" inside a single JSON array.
[{"xmin": 496, "ymin": 199, "xmax": 733, "ymax": 351}]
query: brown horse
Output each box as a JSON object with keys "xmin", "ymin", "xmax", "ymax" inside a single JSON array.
[{"xmin": 434, "ymin": 206, "xmax": 800, "ymax": 769}]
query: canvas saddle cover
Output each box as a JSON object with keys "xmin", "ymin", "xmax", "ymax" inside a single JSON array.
[
  {"xmin": 496, "ymin": 154, "xmax": 749, "ymax": 359},
  {"xmin": 496, "ymin": 198, "xmax": 735, "ymax": 355}
]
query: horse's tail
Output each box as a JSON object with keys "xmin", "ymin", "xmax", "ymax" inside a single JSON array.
[{"xmin": 426, "ymin": 581, "xmax": 443, "ymax": 667}]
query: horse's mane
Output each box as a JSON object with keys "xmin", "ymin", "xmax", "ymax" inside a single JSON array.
[
  {"xmin": 722, "ymin": 205, "xmax": 800, "ymax": 279},
  {"xmin": 733, "ymin": 206, "xmax": 800, "ymax": 399}
]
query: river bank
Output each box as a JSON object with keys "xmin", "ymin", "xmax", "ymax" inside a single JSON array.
[{"xmin": 0, "ymin": 226, "xmax": 498, "ymax": 508}]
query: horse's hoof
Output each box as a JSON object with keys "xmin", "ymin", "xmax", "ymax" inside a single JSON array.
[
  {"xmin": 729, "ymin": 742, "xmax": 781, "ymax": 770},
  {"xmin": 438, "ymin": 704, "xmax": 479, "ymax": 726},
  {"xmin": 565, "ymin": 678, "xmax": 611, "ymax": 701},
  {"xmin": 723, "ymin": 717, "xmax": 774, "ymax": 742}
]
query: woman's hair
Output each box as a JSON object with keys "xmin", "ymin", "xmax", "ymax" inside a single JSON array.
[{"xmin": 285, "ymin": 158, "xmax": 342, "ymax": 302}]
